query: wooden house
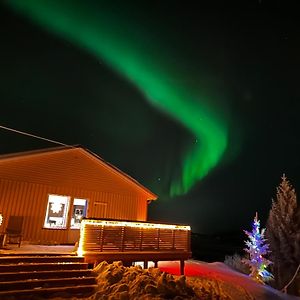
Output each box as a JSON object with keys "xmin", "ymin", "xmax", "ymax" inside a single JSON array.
[{"xmin": 0, "ymin": 146, "xmax": 157, "ymax": 244}]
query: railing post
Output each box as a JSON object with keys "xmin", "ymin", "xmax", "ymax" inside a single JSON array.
[
  {"xmin": 187, "ymin": 230, "xmax": 191, "ymax": 252},
  {"xmin": 157, "ymin": 228, "xmax": 160, "ymax": 250},
  {"xmin": 121, "ymin": 226, "xmax": 125, "ymax": 252},
  {"xmin": 140, "ymin": 227, "xmax": 143, "ymax": 251},
  {"xmin": 172, "ymin": 229, "xmax": 175, "ymax": 250},
  {"xmin": 100, "ymin": 225, "xmax": 104, "ymax": 252}
]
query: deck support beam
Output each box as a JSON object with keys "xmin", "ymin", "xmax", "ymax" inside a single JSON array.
[{"xmin": 180, "ymin": 259, "xmax": 185, "ymax": 275}]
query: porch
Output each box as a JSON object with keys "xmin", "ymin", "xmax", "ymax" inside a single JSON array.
[
  {"xmin": 78, "ymin": 218, "xmax": 192, "ymax": 274},
  {"xmin": 0, "ymin": 243, "xmax": 75, "ymax": 255}
]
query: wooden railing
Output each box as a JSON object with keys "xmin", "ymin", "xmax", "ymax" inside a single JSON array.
[
  {"xmin": 78, "ymin": 219, "xmax": 191, "ymax": 254},
  {"xmin": 78, "ymin": 219, "xmax": 191, "ymax": 274}
]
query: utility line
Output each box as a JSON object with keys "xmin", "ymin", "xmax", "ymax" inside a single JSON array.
[{"xmin": 0, "ymin": 125, "xmax": 70, "ymax": 147}]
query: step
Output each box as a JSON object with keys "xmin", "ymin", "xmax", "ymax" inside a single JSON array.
[
  {"xmin": 0, "ymin": 276, "xmax": 97, "ymax": 291},
  {"xmin": 0, "ymin": 284, "xmax": 97, "ymax": 299},
  {"xmin": 0, "ymin": 252, "xmax": 75, "ymax": 257},
  {"xmin": 0, "ymin": 262, "xmax": 88, "ymax": 273},
  {"xmin": 0, "ymin": 255, "xmax": 84, "ymax": 264},
  {"xmin": 0, "ymin": 269, "xmax": 94, "ymax": 282}
]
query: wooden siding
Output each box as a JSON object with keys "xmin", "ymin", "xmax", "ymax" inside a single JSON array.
[
  {"xmin": 0, "ymin": 147, "xmax": 155, "ymax": 244},
  {"xmin": 0, "ymin": 148, "xmax": 154, "ymax": 199},
  {"xmin": 0, "ymin": 179, "xmax": 148, "ymax": 244}
]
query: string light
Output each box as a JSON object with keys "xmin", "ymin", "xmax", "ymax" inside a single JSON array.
[
  {"xmin": 81, "ymin": 219, "xmax": 191, "ymax": 230},
  {"xmin": 243, "ymin": 213, "xmax": 273, "ymax": 283},
  {"xmin": 77, "ymin": 219, "xmax": 191, "ymax": 257}
]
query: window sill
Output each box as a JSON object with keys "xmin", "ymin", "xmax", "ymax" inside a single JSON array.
[{"xmin": 42, "ymin": 227, "xmax": 67, "ymax": 230}]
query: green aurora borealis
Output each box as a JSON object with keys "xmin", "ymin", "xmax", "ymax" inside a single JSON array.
[{"xmin": 6, "ymin": 0, "xmax": 229, "ymax": 197}]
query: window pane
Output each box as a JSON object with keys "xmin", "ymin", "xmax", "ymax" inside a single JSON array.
[
  {"xmin": 44, "ymin": 194, "xmax": 70, "ymax": 229},
  {"xmin": 70, "ymin": 198, "xmax": 87, "ymax": 229}
]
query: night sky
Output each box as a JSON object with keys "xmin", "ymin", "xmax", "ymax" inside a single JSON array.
[{"xmin": 1, "ymin": 1, "xmax": 299, "ymax": 234}]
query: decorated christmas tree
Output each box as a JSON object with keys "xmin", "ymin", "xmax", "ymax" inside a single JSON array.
[{"xmin": 243, "ymin": 212, "xmax": 273, "ymax": 284}]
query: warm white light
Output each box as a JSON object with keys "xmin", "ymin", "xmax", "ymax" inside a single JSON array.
[
  {"xmin": 77, "ymin": 219, "xmax": 191, "ymax": 257},
  {"xmin": 51, "ymin": 202, "xmax": 62, "ymax": 214},
  {"xmin": 81, "ymin": 219, "xmax": 191, "ymax": 231},
  {"xmin": 74, "ymin": 198, "xmax": 86, "ymax": 206},
  {"xmin": 0, "ymin": 214, "xmax": 3, "ymax": 226},
  {"xmin": 77, "ymin": 223, "xmax": 86, "ymax": 257},
  {"xmin": 44, "ymin": 194, "xmax": 70, "ymax": 229}
]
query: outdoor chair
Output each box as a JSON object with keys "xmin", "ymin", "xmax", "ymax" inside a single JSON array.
[{"xmin": 3, "ymin": 216, "xmax": 24, "ymax": 247}]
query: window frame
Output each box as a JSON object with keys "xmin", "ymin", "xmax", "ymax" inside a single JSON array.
[
  {"xmin": 70, "ymin": 198, "xmax": 88, "ymax": 230},
  {"xmin": 43, "ymin": 194, "xmax": 88, "ymax": 230},
  {"xmin": 43, "ymin": 194, "xmax": 71, "ymax": 230}
]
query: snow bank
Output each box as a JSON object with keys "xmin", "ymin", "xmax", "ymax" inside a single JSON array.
[
  {"xmin": 88, "ymin": 261, "xmax": 196, "ymax": 300},
  {"xmin": 160, "ymin": 260, "xmax": 300, "ymax": 300},
  {"xmin": 84, "ymin": 260, "xmax": 300, "ymax": 300}
]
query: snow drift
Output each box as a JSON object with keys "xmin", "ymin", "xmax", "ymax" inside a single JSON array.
[{"xmin": 76, "ymin": 260, "xmax": 299, "ymax": 300}]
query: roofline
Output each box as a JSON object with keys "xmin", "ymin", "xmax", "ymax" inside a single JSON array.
[
  {"xmin": 0, "ymin": 145, "xmax": 158, "ymax": 200},
  {"xmin": 0, "ymin": 145, "xmax": 76, "ymax": 160}
]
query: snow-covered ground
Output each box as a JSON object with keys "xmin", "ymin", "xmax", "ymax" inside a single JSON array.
[
  {"xmin": 0, "ymin": 243, "xmax": 75, "ymax": 255},
  {"xmin": 78, "ymin": 260, "xmax": 299, "ymax": 300},
  {"xmin": 1, "ymin": 244, "xmax": 299, "ymax": 299},
  {"xmin": 159, "ymin": 260, "xmax": 299, "ymax": 300}
]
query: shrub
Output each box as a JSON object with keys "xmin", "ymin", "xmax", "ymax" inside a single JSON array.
[{"xmin": 224, "ymin": 253, "xmax": 250, "ymax": 275}]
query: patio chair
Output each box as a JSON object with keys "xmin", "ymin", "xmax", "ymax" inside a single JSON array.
[{"xmin": 3, "ymin": 216, "xmax": 24, "ymax": 247}]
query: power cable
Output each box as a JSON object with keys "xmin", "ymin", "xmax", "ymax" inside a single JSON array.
[{"xmin": 0, "ymin": 125, "xmax": 70, "ymax": 147}]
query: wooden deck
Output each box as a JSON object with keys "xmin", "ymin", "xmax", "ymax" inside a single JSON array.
[
  {"xmin": 0, "ymin": 244, "xmax": 75, "ymax": 255},
  {"xmin": 78, "ymin": 219, "xmax": 192, "ymax": 274}
]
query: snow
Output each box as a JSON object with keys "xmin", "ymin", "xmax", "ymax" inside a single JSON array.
[
  {"xmin": 0, "ymin": 243, "xmax": 75, "ymax": 255},
  {"xmin": 1, "ymin": 244, "xmax": 299, "ymax": 299},
  {"xmin": 159, "ymin": 260, "xmax": 299, "ymax": 300},
  {"xmin": 80, "ymin": 260, "xmax": 299, "ymax": 300}
]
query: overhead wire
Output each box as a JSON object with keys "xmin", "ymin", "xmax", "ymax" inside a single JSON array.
[{"xmin": 0, "ymin": 125, "xmax": 70, "ymax": 147}]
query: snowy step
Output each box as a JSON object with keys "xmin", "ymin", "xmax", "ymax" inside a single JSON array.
[
  {"xmin": 0, "ymin": 269, "xmax": 94, "ymax": 282},
  {"xmin": 0, "ymin": 284, "xmax": 97, "ymax": 299},
  {"xmin": 0, "ymin": 276, "xmax": 97, "ymax": 291},
  {"xmin": 0, "ymin": 252, "xmax": 75, "ymax": 256},
  {"xmin": 0, "ymin": 262, "xmax": 88, "ymax": 272},
  {"xmin": 0, "ymin": 255, "xmax": 84, "ymax": 264},
  {"xmin": 0, "ymin": 254, "xmax": 98, "ymax": 298}
]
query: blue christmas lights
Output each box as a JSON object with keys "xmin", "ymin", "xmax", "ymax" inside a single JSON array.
[{"xmin": 243, "ymin": 213, "xmax": 274, "ymax": 284}]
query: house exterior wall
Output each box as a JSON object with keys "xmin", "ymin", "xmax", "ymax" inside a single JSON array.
[{"xmin": 0, "ymin": 148, "xmax": 155, "ymax": 244}]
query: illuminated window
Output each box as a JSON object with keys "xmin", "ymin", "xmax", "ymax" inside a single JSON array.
[
  {"xmin": 44, "ymin": 194, "xmax": 70, "ymax": 229},
  {"xmin": 70, "ymin": 198, "xmax": 87, "ymax": 229}
]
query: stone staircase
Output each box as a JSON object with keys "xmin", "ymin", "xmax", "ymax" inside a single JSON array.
[{"xmin": 0, "ymin": 254, "xmax": 98, "ymax": 299}]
